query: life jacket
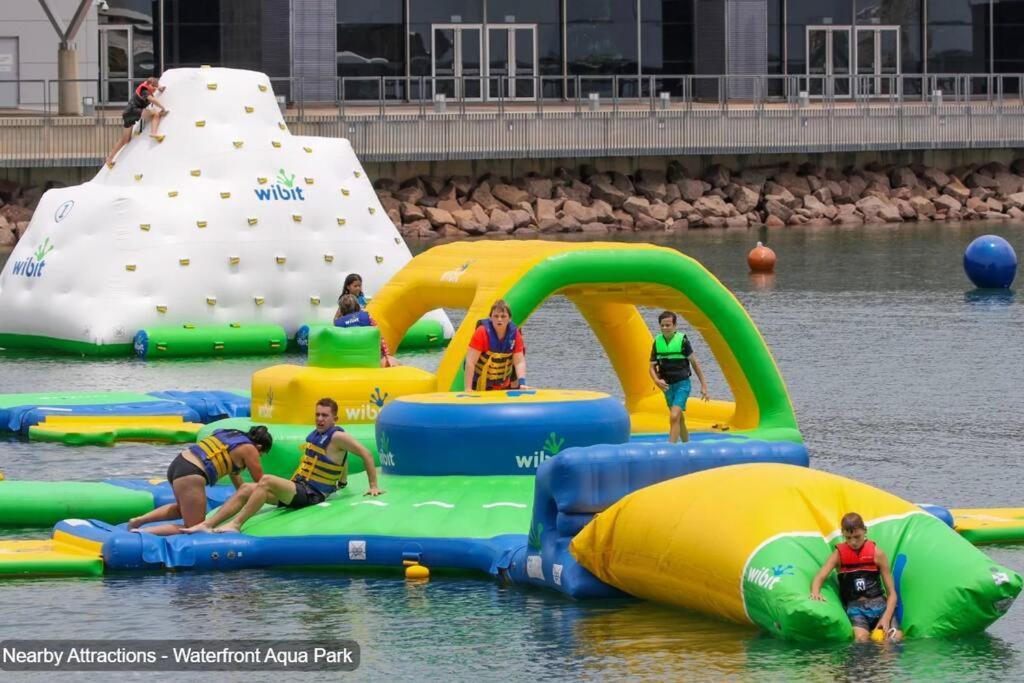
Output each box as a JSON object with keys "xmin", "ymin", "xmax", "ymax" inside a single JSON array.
[
  {"xmin": 291, "ymin": 426, "xmax": 348, "ymax": 496},
  {"xmin": 654, "ymin": 332, "xmax": 691, "ymax": 381},
  {"xmin": 188, "ymin": 429, "xmax": 252, "ymax": 484},
  {"xmin": 128, "ymin": 82, "xmax": 156, "ymax": 111},
  {"xmin": 836, "ymin": 539, "xmax": 885, "ymax": 602},
  {"xmin": 472, "ymin": 319, "xmax": 519, "ymax": 391},
  {"xmin": 334, "ymin": 311, "xmax": 372, "ymax": 328}
]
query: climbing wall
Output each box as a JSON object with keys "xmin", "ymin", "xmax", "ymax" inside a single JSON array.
[{"xmin": 0, "ymin": 67, "xmax": 435, "ymax": 351}]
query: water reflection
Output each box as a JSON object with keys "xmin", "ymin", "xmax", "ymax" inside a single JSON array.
[{"xmin": 964, "ymin": 288, "xmax": 1015, "ymax": 306}]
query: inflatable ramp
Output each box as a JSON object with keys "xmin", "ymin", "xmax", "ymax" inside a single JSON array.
[{"xmin": 0, "ymin": 523, "xmax": 103, "ymax": 577}]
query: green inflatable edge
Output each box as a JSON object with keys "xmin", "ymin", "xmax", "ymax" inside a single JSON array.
[
  {"xmin": 742, "ymin": 513, "xmax": 1023, "ymax": 641},
  {"xmin": 0, "ymin": 481, "xmax": 155, "ymax": 528},
  {"xmin": 28, "ymin": 425, "xmax": 200, "ymax": 447},
  {"xmin": 308, "ymin": 326, "xmax": 380, "ymax": 368},
  {"xmin": 447, "ymin": 248, "xmax": 800, "ymax": 441},
  {"xmin": 138, "ymin": 324, "xmax": 288, "ymax": 358},
  {"xmin": 0, "ymin": 551, "xmax": 104, "ymax": 578}
]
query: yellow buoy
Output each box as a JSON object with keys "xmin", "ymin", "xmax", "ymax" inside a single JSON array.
[
  {"xmin": 871, "ymin": 628, "xmax": 886, "ymax": 642},
  {"xmin": 405, "ymin": 564, "xmax": 430, "ymax": 580}
]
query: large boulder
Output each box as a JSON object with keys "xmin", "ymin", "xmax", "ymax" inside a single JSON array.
[
  {"xmin": 395, "ymin": 185, "xmax": 425, "ymax": 205},
  {"xmin": 942, "ymin": 179, "xmax": 971, "ymax": 203},
  {"xmin": 855, "ymin": 195, "xmax": 902, "ymax": 223},
  {"xmin": 1002, "ymin": 191, "xmax": 1024, "ymax": 210},
  {"xmin": 965, "ymin": 173, "xmax": 1000, "ymax": 191},
  {"xmin": 993, "ymin": 172, "xmax": 1024, "ymax": 197},
  {"xmin": 562, "ymin": 199, "xmax": 599, "ymax": 224},
  {"xmin": 933, "ymin": 194, "xmax": 962, "ymax": 214},
  {"xmin": 774, "ymin": 171, "xmax": 811, "ymax": 198},
  {"xmin": 590, "ymin": 177, "xmax": 629, "ymax": 208},
  {"xmin": 400, "ymin": 201, "xmax": 425, "ymax": 222},
  {"xmin": 704, "ymin": 164, "xmax": 731, "ymax": 189},
  {"xmin": 622, "ymin": 195, "xmax": 652, "ymax": 219},
  {"xmin": 522, "ymin": 176, "xmax": 553, "ymax": 199},
  {"xmin": 424, "ymin": 207, "xmax": 455, "ymax": 227},
  {"xmin": 508, "ymin": 209, "xmax": 533, "ymax": 228},
  {"xmin": 908, "ymin": 195, "xmax": 937, "ymax": 218},
  {"xmin": 763, "ymin": 181, "xmax": 800, "ymax": 209},
  {"xmin": 763, "ymin": 197, "xmax": 794, "ymax": 223},
  {"xmin": 470, "ymin": 182, "xmax": 504, "ymax": 211},
  {"xmin": 635, "ymin": 213, "xmax": 668, "ymax": 231},
  {"xmin": 487, "ymin": 209, "xmax": 515, "ymax": 233},
  {"xmin": 492, "ymin": 183, "xmax": 531, "ymax": 208},
  {"xmin": 921, "ymin": 167, "xmax": 951, "ymax": 188},
  {"xmin": 0, "ymin": 226, "xmax": 15, "ymax": 247},
  {"xmin": 728, "ymin": 184, "xmax": 760, "ymax": 214},
  {"xmin": 890, "ymin": 167, "xmax": 918, "ymax": 188},
  {"xmin": 535, "ymin": 197, "xmax": 560, "ymax": 222},
  {"xmin": 677, "ymin": 178, "xmax": 707, "ymax": 202},
  {"xmin": 694, "ymin": 195, "xmax": 732, "ymax": 219},
  {"xmin": 554, "ymin": 179, "xmax": 592, "ymax": 203}
]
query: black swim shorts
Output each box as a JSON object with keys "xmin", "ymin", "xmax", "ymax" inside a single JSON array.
[
  {"xmin": 166, "ymin": 454, "xmax": 207, "ymax": 484},
  {"xmin": 278, "ymin": 480, "xmax": 328, "ymax": 510}
]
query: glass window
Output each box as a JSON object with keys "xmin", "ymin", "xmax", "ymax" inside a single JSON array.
[
  {"xmin": 567, "ymin": 0, "xmax": 639, "ymax": 96},
  {"xmin": 855, "ymin": 0, "xmax": 923, "ymax": 74},
  {"xmin": 768, "ymin": 0, "xmax": 783, "ymax": 74},
  {"xmin": 409, "ymin": 1, "xmax": 484, "ymax": 78},
  {"xmin": 163, "ymin": 0, "xmax": 263, "ymax": 71},
  {"xmin": 927, "ymin": 0, "xmax": 991, "ymax": 73},
  {"xmin": 993, "ymin": 0, "xmax": 1024, "ymax": 73},
  {"xmin": 786, "ymin": 0, "xmax": 854, "ymax": 74},
  {"xmin": 337, "ymin": 1, "xmax": 404, "ymax": 100},
  {"xmin": 486, "ymin": 0, "xmax": 562, "ymax": 78},
  {"xmin": 641, "ymin": 0, "xmax": 695, "ymax": 75}
]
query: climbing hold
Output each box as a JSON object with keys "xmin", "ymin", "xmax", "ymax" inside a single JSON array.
[
  {"xmin": 229, "ymin": 256, "xmax": 240, "ymax": 265},
  {"xmin": 310, "ymin": 296, "xmax": 321, "ymax": 305},
  {"xmin": 134, "ymin": 174, "xmax": 143, "ymax": 182},
  {"xmin": 303, "ymin": 146, "xmax": 312, "ymax": 153},
  {"xmin": 220, "ymin": 191, "xmax": 231, "ymax": 199},
  {"xmin": 156, "ymin": 305, "xmax": 167, "ymax": 313},
  {"xmin": 394, "ymin": 237, "xmax": 401, "ymax": 244},
  {"xmin": 254, "ymin": 296, "xmax": 265, "ymax": 305},
  {"xmin": 190, "ymin": 169, "xmax": 201, "ymax": 177},
  {"xmin": 337, "ymin": 218, "xmax": 346, "ymax": 226},
  {"xmin": 232, "ymin": 140, "xmax": 244, "ymax": 149},
  {"xmin": 748, "ymin": 242, "xmax": 777, "ymax": 274},
  {"xmin": 247, "ymin": 217, "xmax": 258, "ymax": 226},
  {"xmin": 368, "ymin": 207, "xmax": 376, "ymax": 215},
  {"xmin": 341, "ymin": 188, "xmax": 350, "ymax": 196},
  {"xmin": 304, "ymin": 177, "xmax": 314, "ymax": 185},
  {"xmin": 207, "ymin": 83, "xmax": 217, "ymax": 90},
  {"xmin": 271, "ymin": 141, "xmax": 282, "ymax": 148},
  {"xmin": 179, "ymin": 258, "xmax": 190, "ymax": 266},
  {"xmin": 196, "ymin": 221, "xmax": 207, "ymax": 228},
  {"xmin": 201, "ymin": 64, "xmax": 211, "ymax": 69},
  {"xmin": 195, "ymin": 120, "xmax": 206, "ymax": 127},
  {"xmin": 105, "ymin": 161, "xmax": 115, "ymax": 169},
  {"xmin": 153, "ymin": 135, "xmax": 165, "ymax": 143},
  {"xmin": 257, "ymin": 177, "xmax": 268, "ymax": 185},
  {"xmin": 167, "ymin": 190, "xmax": 178, "ymax": 198},
  {"xmin": 292, "ymin": 214, "xmax": 302, "ymax": 223},
  {"xmin": 206, "ymin": 297, "xmax": 217, "ymax": 306},
  {"xmin": 324, "ymin": 254, "xmax": 335, "ymax": 263},
  {"xmin": 183, "ymin": 323, "xmax": 195, "ymax": 329},
  {"xmin": 244, "ymin": 105, "xmax": 254, "ymax": 113},
  {"xmin": 275, "ymin": 256, "xmax": 286, "ymax": 264},
  {"xmin": 375, "ymin": 256, "xmax": 384, "ymax": 264},
  {"xmin": 139, "ymin": 223, "xmax": 151, "ymax": 231},
  {"xmin": 125, "ymin": 264, "xmax": 136, "ymax": 272},
  {"xmin": 258, "ymin": 84, "xmax": 268, "ymax": 92},
  {"xmin": 354, "ymin": 171, "xmax": 362, "ymax": 178},
  {"xmin": 278, "ymin": 122, "xmax": 286, "ymax": 130}
]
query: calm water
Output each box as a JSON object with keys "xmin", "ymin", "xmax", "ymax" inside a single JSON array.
[{"xmin": 1, "ymin": 224, "xmax": 1023, "ymax": 681}]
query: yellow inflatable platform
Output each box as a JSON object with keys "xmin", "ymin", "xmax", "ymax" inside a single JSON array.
[
  {"xmin": 0, "ymin": 526, "xmax": 103, "ymax": 577},
  {"xmin": 28, "ymin": 415, "xmax": 203, "ymax": 446}
]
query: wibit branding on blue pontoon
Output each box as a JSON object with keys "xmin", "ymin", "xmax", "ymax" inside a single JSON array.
[
  {"xmin": 254, "ymin": 168, "xmax": 305, "ymax": 201},
  {"xmin": 10, "ymin": 238, "xmax": 54, "ymax": 279},
  {"xmin": 377, "ymin": 432, "xmax": 395, "ymax": 467},
  {"xmin": 513, "ymin": 432, "xmax": 565, "ymax": 469}
]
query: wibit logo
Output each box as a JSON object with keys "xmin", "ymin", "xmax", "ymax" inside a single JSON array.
[
  {"xmin": 343, "ymin": 387, "xmax": 389, "ymax": 421},
  {"xmin": 11, "ymin": 237, "xmax": 54, "ymax": 278},
  {"xmin": 377, "ymin": 432, "xmax": 395, "ymax": 467},
  {"xmin": 257, "ymin": 386, "xmax": 274, "ymax": 419},
  {"xmin": 254, "ymin": 168, "xmax": 305, "ymax": 201},
  {"xmin": 528, "ymin": 521, "xmax": 544, "ymax": 550},
  {"xmin": 514, "ymin": 432, "xmax": 565, "ymax": 469},
  {"xmin": 746, "ymin": 563, "xmax": 795, "ymax": 591},
  {"xmin": 440, "ymin": 260, "xmax": 473, "ymax": 283}
]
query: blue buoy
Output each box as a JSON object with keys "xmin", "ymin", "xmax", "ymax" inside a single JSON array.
[{"xmin": 963, "ymin": 235, "xmax": 1017, "ymax": 289}]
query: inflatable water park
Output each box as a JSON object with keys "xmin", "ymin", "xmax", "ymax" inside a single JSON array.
[{"xmin": 0, "ymin": 68, "xmax": 1020, "ymax": 644}]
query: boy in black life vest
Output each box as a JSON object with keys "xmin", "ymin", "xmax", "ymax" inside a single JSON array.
[
  {"xmin": 810, "ymin": 512, "xmax": 904, "ymax": 642},
  {"xmin": 649, "ymin": 311, "xmax": 708, "ymax": 442}
]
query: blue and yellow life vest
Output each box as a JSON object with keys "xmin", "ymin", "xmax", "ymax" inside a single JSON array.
[
  {"xmin": 472, "ymin": 319, "xmax": 520, "ymax": 391},
  {"xmin": 188, "ymin": 429, "xmax": 252, "ymax": 484},
  {"xmin": 292, "ymin": 426, "xmax": 348, "ymax": 496},
  {"xmin": 335, "ymin": 311, "xmax": 371, "ymax": 328}
]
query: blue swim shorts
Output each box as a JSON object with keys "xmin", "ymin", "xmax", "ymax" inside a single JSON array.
[
  {"xmin": 663, "ymin": 379, "xmax": 691, "ymax": 409},
  {"xmin": 845, "ymin": 596, "xmax": 892, "ymax": 631}
]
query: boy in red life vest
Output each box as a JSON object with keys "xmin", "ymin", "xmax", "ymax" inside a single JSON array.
[
  {"xmin": 464, "ymin": 299, "xmax": 528, "ymax": 391},
  {"xmin": 810, "ymin": 512, "xmax": 904, "ymax": 642},
  {"xmin": 104, "ymin": 76, "xmax": 169, "ymax": 167}
]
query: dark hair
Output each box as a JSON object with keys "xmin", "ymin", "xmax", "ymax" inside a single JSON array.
[
  {"xmin": 490, "ymin": 299, "xmax": 512, "ymax": 317},
  {"xmin": 337, "ymin": 293, "xmax": 360, "ymax": 316},
  {"xmin": 841, "ymin": 512, "xmax": 867, "ymax": 533},
  {"xmin": 316, "ymin": 397, "xmax": 339, "ymax": 416},
  {"xmin": 658, "ymin": 311, "xmax": 677, "ymax": 324},
  {"xmin": 343, "ymin": 273, "xmax": 362, "ymax": 294},
  {"xmin": 247, "ymin": 425, "xmax": 273, "ymax": 454}
]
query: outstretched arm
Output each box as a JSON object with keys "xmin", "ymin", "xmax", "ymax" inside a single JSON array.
[
  {"xmin": 690, "ymin": 355, "xmax": 709, "ymax": 400},
  {"xmin": 512, "ymin": 351, "xmax": 527, "ymax": 388},
  {"xmin": 875, "ymin": 549, "xmax": 899, "ymax": 632},
  {"xmin": 333, "ymin": 431, "xmax": 384, "ymax": 496},
  {"xmin": 810, "ymin": 549, "xmax": 840, "ymax": 600}
]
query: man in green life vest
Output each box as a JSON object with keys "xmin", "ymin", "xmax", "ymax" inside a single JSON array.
[{"xmin": 649, "ymin": 310, "xmax": 708, "ymax": 443}]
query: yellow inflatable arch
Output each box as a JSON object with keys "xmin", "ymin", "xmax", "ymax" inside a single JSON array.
[{"xmin": 369, "ymin": 241, "xmax": 799, "ymax": 439}]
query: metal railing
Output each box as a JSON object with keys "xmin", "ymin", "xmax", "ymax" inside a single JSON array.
[{"xmin": 2, "ymin": 73, "xmax": 1024, "ymax": 166}]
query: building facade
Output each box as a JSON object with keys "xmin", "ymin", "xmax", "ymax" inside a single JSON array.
[{"xmin": 3, "ymin": 1, "xmax": 1024, "ymax": 107}]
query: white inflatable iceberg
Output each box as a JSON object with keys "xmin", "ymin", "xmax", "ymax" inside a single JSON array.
[{"xmin": 0, "ymin": 67, "xmax": 450, "ymax": 355}]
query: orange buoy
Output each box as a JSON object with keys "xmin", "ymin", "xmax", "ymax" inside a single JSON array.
[{"xmin": 747, "ymin": 241, "xmax": 776, "ymax": 273}]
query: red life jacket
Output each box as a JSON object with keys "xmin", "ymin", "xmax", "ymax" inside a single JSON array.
[{"xmin": 836, "ymin": 539, "xmax": 884, "ymax": 602}]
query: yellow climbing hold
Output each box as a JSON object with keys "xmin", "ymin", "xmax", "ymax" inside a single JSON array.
[
  {"xmin": 207, "ymin": 83, "xmax": 218, "ymax": 90},
  {"xmin": 220, "ymin": 191, "xmax": 231, "ymax": 199},
  {"xmin": 304, "ymin": 177, "xmax": 314, "ymax": 185},
  {"xmin": 275, "ymin": 256, "xmax": 286, "ymax": 264},
  {"xmin": 310, "ymin": 296, "xmax": 321, "ymax": 305},
  {"xmin": 272, "ymin": 140, "xmax": 282, "ymax": 148},
  {"xmin": 125, "ymin": 264, "xmax": 137, "ymax": 272},
  {"xmin": 153, "ymin": 135, "xmax": 165, "ymax": 143},
  {"xmin": 196, "ymin": 221, "xmax": 208, "ymax": 228},
  {"xmin": 201, "ymin": 64, "xmax": 211, "ymax": 69},
  {"xmin": 179, "ymin": 258, "xmax": 190, "ymax": 266},
  {"xmin": 206, "ymin": 297, "xmax": 217, "ymax": 306},
  {"xmin": 292, "ymin": 214, "xmax": 302, "ymax": 223},
  {"xmin": 257, "ymin": 177, "xmax": 268, "ymax": 185},
  {"xmin": 354, "ymin": 171, "xmax": 362, "ymax": 178},
  {"xmin": 254, "ymin": 296, "xmax": 265, "ymax": 305},
  {"xmin": 168, "ymin": 191, "xmax": 178, "ymax": 197},
  {"xmin": 303, "ymin": 146, "xmax": 312, "ymax": 153},
  {"xmin": 190, "ymin": 169, "xmax": 201, "ymax": 177},
  {"xmin": 278, "ymin": 122, "xmax": 286, "ymax": 130},
  {"xmin": 156, "ymin": 305, "xmax": 168, "ymax": 313},
  {"xmin": 139, "ymin": 223, "xmax": 151, "ymax": 231},
  {"xmin": 337, "ymin": 218, "xmax": 346, "ymax": 226},
  {"xmin": 394, "ymin": 237, "xmax": 401, "ymax": 244},
  {"xmin": 229, "ymin": 256, "xmax": 240, "ymax": 265},
  {"xmin": 247, "ymin": 217, "xmax": 258, "ymax": 226},
  {"xmin": 341, "ymin": 188, "xmax": 350, "ymax": 196},
  {"xmin": 134, "ymin": 174, "xmax": 143, "ymax": 181},
  {"xmin": 324, "ymin": 254, "xmax": 335, "ymax": 263},
  {"xmin": 368, "ymin": 207, "xmax": 376, "ymax": 215},
  {"xmin": 195, "ymin": 120, "xmax": 206, "ymax": 127},
  {"xmin": 232, "ymin": 140, "xmax": 244, "ymax": 149},
  {"xmin": 259, "ymin": 84, "xmax": 268, "ymax": 92},
  {"xmin": 375, "ymin": 255, "xmax": 384, "ymax": 264},
  {"xmin": 245, "ymin": 105, "xmax": 255, "ymax": 113}
]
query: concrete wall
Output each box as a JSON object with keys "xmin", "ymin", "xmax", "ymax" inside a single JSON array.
[{"xmin": 0, "ymin": 0, "xmax": 99, "ymax": 108}]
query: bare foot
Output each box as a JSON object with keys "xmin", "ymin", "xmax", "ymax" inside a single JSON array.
[
  {"xmin": 127, "ymin": 517, "xmax": 142, "ymax": 530},
  {"xmin": 213, "ymin": 524, "xmax": 241, "ymax": 534},
  {"xmin": 183, "ymin": 523, "xmax": 211, "ymax": 534}
]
